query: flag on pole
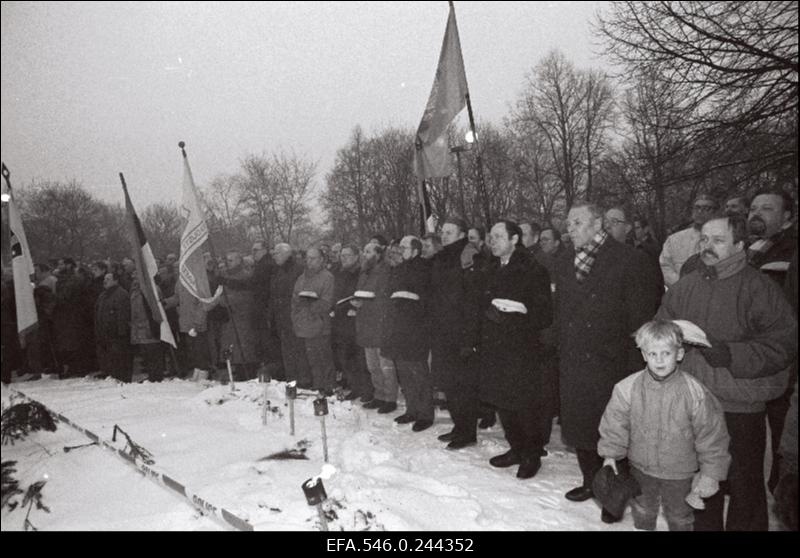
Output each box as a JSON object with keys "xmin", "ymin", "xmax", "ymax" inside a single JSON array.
[
  {"xmin": 413, "ymin": 2, "xmax": 469, "ymax": 180},
  {"xmin": 120, "ymin": 173, "xmax": 177, "ymax": 348},
  {"xmin": 178, "ymin": 144, "xmax": 212, "ymax": 302},
  {"xmin": 1, "ymin": 163, "xmax": 38, "ymax": 346}
]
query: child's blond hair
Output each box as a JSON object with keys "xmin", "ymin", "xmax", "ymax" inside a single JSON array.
[{"xmin": 634, "ymin": 319, "xmax": 684, "ymax": 350}]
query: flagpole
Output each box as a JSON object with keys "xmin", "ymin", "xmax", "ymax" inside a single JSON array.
[
  {"xmin": 178, "ymin": 141, "xmax": 246, "ymax": 379},
  {"xmin": 449, "ymin": 0, "xmax": 491, "ymax": 229}
]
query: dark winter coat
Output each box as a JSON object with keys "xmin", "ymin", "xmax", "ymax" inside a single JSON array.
[
  {"xmin": 223, "ymin": 255, "xmax": 273, "ymax": 332},
  {"xmin": 429, "ymin": 237, "xmax": 482, "ymax": 349},
  {"xmin": 331, "ymin": 265, "xmax": 360, "ymax": 344},
  {"xmin": 53, "ymin": 270, "xmax": 88, "ymax": 353},
  {"xmin": 655, "ymin": 251, "xmax": 796, "ymax": 413},
  {"xmin": 354, "ymin": 261, "xmax": 391, "ymax": 349},
  {"xmin": 383, "ymin": 256, "xmax": 431, "ymax": 362},
  {"xmin": 269, "ymin": 258, "xmax": 304, "ymax": 333},
  {"xmin": 95, "ymin": 284, "xmax": 130, "ymax": 342},
  {"xmin": 555, "ymin": 237, "xmax": 660, "ymax": 450},
  {"xmin": 478, "ymin": 247, "xmax": 553, "ymax": 411},
  {"xmin": 748, "ymin": 226, "xmax": 797, "ymax": 287},
  {"xmin": 220, "ymin": 267, "xmax": 258, "ymax": 363}
]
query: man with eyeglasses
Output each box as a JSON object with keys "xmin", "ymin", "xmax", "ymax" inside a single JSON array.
[
  {"xmin": 606, "ymin": 206, "xmax": 664, "ymax": 301},
  {"xmin": 659, "ymin": 194, "xmax": 719, "ymax": 287},
  {"xmin": 383, "ymin": 236, "xmax": 434, "ymax": 432}
]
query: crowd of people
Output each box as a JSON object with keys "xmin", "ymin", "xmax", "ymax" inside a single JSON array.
[{"xmin": 1, "ymin": 187, "xmax": 797, "ymax": 531}]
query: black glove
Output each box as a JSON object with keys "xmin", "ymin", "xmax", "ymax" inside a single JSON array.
[{"xmin": 699, "ymin": 336, "xmax": 732, "ymax": 368}]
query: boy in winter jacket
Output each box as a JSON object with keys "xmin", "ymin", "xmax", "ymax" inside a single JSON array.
[{"xmin": 598, "ymin": 319, "xmax": 731, "ymax": 530}]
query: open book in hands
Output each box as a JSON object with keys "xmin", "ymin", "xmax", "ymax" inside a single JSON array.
[{"xmin": 672, "ymin": 319, "xmax": 712, "ymax": 348}]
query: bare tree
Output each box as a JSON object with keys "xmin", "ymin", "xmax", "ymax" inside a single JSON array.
[
  {"xmin": 16, "ymin": 180, "xmax": 129, "ymax": 263},
  {"xmin": 596, "ymin": 1, "xmax": 798, "ymax": 172},
  {"xmin": 141, "ymin": 202, "xmax": 182, "ymax": 260}
]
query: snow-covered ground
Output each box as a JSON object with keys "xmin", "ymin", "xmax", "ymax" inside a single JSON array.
[{"xmin": 0, "ymin": 374, "xmax": 785, "ymax": 532}]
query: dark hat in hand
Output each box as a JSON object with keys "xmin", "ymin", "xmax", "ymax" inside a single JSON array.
[{"xmin": 592, "ymin": 465, "xmax": 642, "ymax": 520}]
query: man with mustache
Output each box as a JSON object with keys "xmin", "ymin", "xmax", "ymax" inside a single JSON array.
[
  {"xmin": 746, "ymin": 188, "xmax": 797, "ymax": 495},
  {"xmin": 656, "ymin": 215, "xmax": 797, "ymax": 531}
]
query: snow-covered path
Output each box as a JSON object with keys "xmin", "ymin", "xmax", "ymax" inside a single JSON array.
[{"xmin": 0, "ymin": 376, "xmax": 782, "ymax": 531}]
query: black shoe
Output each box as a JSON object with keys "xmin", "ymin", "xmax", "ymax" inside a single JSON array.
[
  {"xmin": 297, "ymin": 382, "xmax": 313, "ymax": 390},
  {"xmin": 601, "ymin": 508, "xmax": 621, "ymax": 524},
  {"xmin": 540, "ymin": 448, "xmax": 548, "ymax": 457},
  {"xmin": 565, "ymin": 486, "xmax": 594, "ymax": 502},
  {"xmin": 377, "ymin": 401, "xmax": 398, "ymax": 414},
  {"xmin": 394, "ymin": 413, "xmax": 416, "ymax": 424},
  {"xmin": 344, "ymin": 391, "xmax": 360, "ymax": 401},
  {"xmin": 412, "ymin": 419, "xmax": 433, "ymax": 432},
  {"xmin": 363, "ymin": 399, "xmax": 383, "ymax": 410},
  {"xmin": 447, "ymin": 438, "xmax": 477, "ymax": 450},
  {"xmin": 478, "ymin": 415, "xmax": 496, "ymax": 429},
  {"xmin": 318, "ymin": 389, "xmax": 334, "ymax": 397},
  {"xmin": 489, "ymin": 450, "xmax": 521, "ymax": 468},
  {"xmin": 438, "ymin": 431, "xmax": 457, "ymax": 442},
  {"xmin": 359, "ymin": 394, "xmax": 375, "ymax": 403},
  {"xmin": 516, "ymin": 456, "xmax": 542, "ymax": 479}
]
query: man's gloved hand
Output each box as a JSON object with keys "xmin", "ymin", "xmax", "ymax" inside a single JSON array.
[
  {"xmin": 699, "ymin": 335, "xmax": 732, "ymax": 368},
  {"xmin": 603, "ymin": 457, "xmax": 618, "ymax": 475},
  {"xmin": 691, "ymin": 473, "xmax": 720, "ymax": 498}
]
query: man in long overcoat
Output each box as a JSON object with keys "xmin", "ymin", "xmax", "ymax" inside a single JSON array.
[
  {"xmin": 555, "ymin": 202, "xmax": 659, "ymax": 521},
  {"xmin": 384, "ymin": 236, "xmax": 433, "ymax": 432},
  {"xmin": 95, "ymin": 272, "xmax": 131, "ymax": 382},
  {"xmin": 479, "ymin": 220, "xmax": 553, "ymax": 480}
]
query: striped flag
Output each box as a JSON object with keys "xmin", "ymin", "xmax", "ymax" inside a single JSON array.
[
  {"xmin": 120, "ymin": 173, "xmax": 177, "ymax": 348},
  {"xmin": 178, "ymin": 145, "xmax": 212, "ymax": 302},
  {"xmin": 1, "ymin": 162, "xmax": 38, "ymax": 346},
  {"xmin": 412, "ymin": 2, "xmax": 469, "ymax": 180}
]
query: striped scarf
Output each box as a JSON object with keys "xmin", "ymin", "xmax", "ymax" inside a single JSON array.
[{"xmin": 574, "ymin": 230, "xmax": 608, "ymax": 282}]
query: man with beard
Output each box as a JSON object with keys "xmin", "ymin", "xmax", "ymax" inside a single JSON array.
[
  {"xmin": 384, "ymin": 236, "xmax": 434, "ymax": 432},
  {"xmin": 332, "ymin": 245, "xmax": 370, "ymax": 401},
  {"xmin": 556, "ymin": 202, "xmax": 658, "ymax": 522},
  {"xmin": 291, "ymin": 247, "xmax": 336, "ymax": 395},
  {"xmin": 354, "ymin": 241, "xmax": 397, "ymax": 413},
  {"xmin": 660, "ymin": 194, "xmax": 719, "ymax": 287},
  {"xmin": 656, "ymin": 215, "xmax": 796, "ymax": 531},
  {"xmin": 270, "ymin": 243, "xmax": 311, "ymax": 387},
  {"xmin": 479, "ymin": 220, "xmax": 552, "ymax": 479},
  {"xmin": 746, "ymin": 188, "xmax": 798, "ymax": 494},
  {"xmin": 430, "ymin": 218, "xmax": 484, "ymax": 449}
]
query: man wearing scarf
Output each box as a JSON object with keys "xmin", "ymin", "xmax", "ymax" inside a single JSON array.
[
  {"xmin": 556, "ymin": 202, "xmax": 659, "ymax": 524},
  {"xmin": 656, "ymin": 215, "xmax": 797, "ymax": 531}
]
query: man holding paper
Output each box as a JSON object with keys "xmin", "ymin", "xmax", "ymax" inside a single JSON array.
[
  {"xmin": 656, "ymin": 214, "xmax": 797, "ymax": 531},
  {"xmin": 291, "ymin": 247, "xmax": 336, "ymax": 396},
  {"xmin": 478, "ymin": 220, "xmax": 553, "ymax": 480}
]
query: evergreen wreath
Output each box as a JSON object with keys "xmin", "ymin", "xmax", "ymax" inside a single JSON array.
[{"xmin": 1, "ymin": 402, "xmax": 58, "ymax": 446}]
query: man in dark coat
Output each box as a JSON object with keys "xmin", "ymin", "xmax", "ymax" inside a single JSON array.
[
  {"xmin": 430, "ymin": 218, "xmax": 483, "ymax": 449},
  {"xmin": 219, "ymin": 240, "xmax": 274, "ymax": 379},
  {"xmin": 269, "ymin": 243, "xmax": 311, "ymax": 387},
  {"xmin": 332, "ymin": 244, "xmax": 370, "ymax": 401},
  {"xmin": 52, "ymin": 257, "xmax": 89, "ymax": 377},
  {"xmin": 746, "ymin": 188, "xmax": 798, "ymax": 495},
  {"xmin": 94, "ymin": 271, "xmax": 132, "ymax": 382},
  {"xmin": 479, "ymin": 220, "xmax": 553, "ymax": 480},
  {"xmin": 556, "ymin": 202, "xmax": 659, "ymax": 521},
  {"xmin": 384, "ymin": 236, "xmax": 433, "ymax": 432}
]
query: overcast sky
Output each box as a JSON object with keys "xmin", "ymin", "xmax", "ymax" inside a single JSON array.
[{"xmin": 1, "ymin": 1, "xmax": 609, "ymax": 216}]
